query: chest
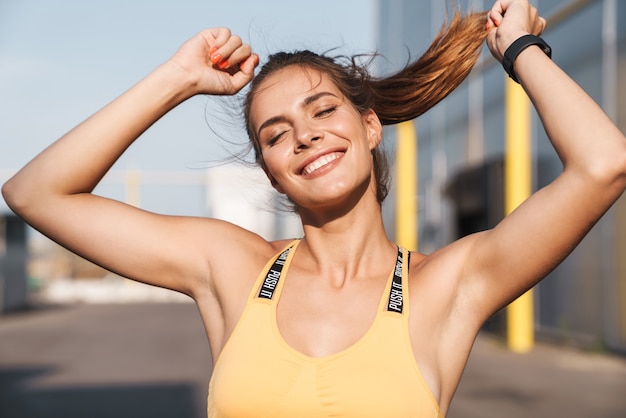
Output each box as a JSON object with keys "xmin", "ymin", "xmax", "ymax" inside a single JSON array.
[
  {"xmin": 207, "ymin": 244, "xmax": 444, "ymax": 417},
  {"xmin": 275, "ymin": 274, "xmax": 387, "ymax": 358},
  {"xmin": 208, "ymin": 299, "xmax": 441, "ymax": 418}
]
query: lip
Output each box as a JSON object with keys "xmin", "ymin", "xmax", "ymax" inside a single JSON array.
[{"xmin": 297, "ymin": 148, "xmax": 346, "ymax": 177}]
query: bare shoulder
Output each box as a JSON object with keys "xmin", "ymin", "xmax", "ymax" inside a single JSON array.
[
  {"xmin": 407, "ymin": 233, "xmax": 484, "ymax": 294},
  {"xmin": 196, "ymin": 218, "xmax": 298, "ymax": 309},
  {"xmin": 406, "ymin": 232, "xmax": 488, "ymax": 335},
  {"xmin": 192, "ymin": 219, "xmax": 299, "ymax": 353},
  {"xmin": 191, "ymin": 217, "xmax": 291, "ymax": 286}
]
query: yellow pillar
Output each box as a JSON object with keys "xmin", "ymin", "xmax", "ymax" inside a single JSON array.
[
  {"xmin": 505, "ymin": 78, "xmax": 534, "ymax": 353},
  {"xmin": 395, "ymin": 121, "xmax": 418, "ymax": 251}
]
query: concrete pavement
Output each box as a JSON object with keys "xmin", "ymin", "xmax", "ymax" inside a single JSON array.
[
  {"xmin": 448, "ymin": 331, "xmax": 626, "ymax": 418},
  {"xmin": 1, "ymin": 302, "xmax": 625, "ymax": 418}
]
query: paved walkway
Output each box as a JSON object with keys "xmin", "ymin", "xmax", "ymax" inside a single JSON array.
[
  {"xmin": 449, "ymin": 331, "xmax": 626, "ymax": 418},
  {"xmin": 1, "ymin": 303, "xmax": 625, "ymax": 418}
]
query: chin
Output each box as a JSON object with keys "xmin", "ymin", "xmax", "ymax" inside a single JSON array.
[{"xmin": 302, "ymin": 183, "xmax": 373, "ymax": 212}]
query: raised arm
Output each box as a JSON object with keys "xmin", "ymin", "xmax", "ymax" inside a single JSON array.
[
  {"xmin": 455, "ymin": 0, "xmax": 626, "ymax": 320},
  {"xmin": 1, "ymin": 28, "xmax": 261, "ymax": 298}
]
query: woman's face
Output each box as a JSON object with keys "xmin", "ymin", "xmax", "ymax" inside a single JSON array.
[{"xmin": 249, "ymin": 66, "xmax": 382, "ymax": 211}]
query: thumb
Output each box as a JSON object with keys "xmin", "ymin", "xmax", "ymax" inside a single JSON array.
[
  {"xmin": 236, "ymin": 53, "xmax": 260, "ymax": 82},
  {"xmin": 226, "ymin": 53, "xmax": 259, "ymax": 92}
]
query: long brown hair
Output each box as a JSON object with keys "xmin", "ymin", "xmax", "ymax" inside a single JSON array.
[{"xmin": 244, "ymin": 9, "xmax": 489, "ymax": 203}]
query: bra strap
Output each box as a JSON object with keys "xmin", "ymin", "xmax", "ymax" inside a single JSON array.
[
  {"xmin": 257, "ymin": 245, "xmax": 294, "ymax": 300},
  {"xmin": 387, "ymin": 247, "xmax": 410, "ymax": 314},
  {"xmin": 258, "ymin": 243, "xmax": 409, "ymax": 309}
]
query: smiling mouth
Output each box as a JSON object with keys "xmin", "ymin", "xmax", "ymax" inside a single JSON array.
[{"xmin": 302, "ymin": 152, "xmax": 343, "ymax": 176}]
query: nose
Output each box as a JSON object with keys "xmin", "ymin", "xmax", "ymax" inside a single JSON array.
[{"xmin": 293, "ymin": 120, "xmax": 322, "ymax": 151}]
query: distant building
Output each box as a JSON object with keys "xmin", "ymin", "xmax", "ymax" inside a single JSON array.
[
  {"xmin": 376, "ymin": 0, "xmax": 626, "ymax": 352},
  {"xmin": 0, "ymin": 213, "xmax": 28, "ymax": 313},
  {"xmin": 205, "ymin": 164, "xmax": 303, "ymax": 241}
]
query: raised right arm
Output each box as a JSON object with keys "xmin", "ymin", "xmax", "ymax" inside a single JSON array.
[{"xmin": 1, "ymin": 28, "xmax": 262, "ymax": 298}]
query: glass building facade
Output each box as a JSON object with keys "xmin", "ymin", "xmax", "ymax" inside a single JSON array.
[{"xmin": 376, "ymin": 0, "xmax": 626, "ymax": 352}]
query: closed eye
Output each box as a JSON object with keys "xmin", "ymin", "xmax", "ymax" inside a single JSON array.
[
  {"xmin": 267, "ymin": 130, "xmax": 287, "ymax": 146},
  {"xmin": 314, "ymin": 106, "xmax": 337, "ymax": 118}
]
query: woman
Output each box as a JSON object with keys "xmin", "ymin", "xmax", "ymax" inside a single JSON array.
[{"xmin": 4, "ymin": 0, "xmax": 626, "ymax": 416}]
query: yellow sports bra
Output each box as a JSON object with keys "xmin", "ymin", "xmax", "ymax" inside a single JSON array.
[{"xmin": 208, "ymin": 240, "xmax": 442, "ymax": 418}]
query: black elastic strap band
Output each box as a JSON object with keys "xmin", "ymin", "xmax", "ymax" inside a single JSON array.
[
  {"xmin": 502, "ymin": 34, "xmax": 552, "ymax": 84},
  {"xmin": 258, "ymin": 246, "xmax": 293, "ymax": 299},
  {"xmin": 387, "ymin": 247, "xmax": 408, "ymax": 313}
]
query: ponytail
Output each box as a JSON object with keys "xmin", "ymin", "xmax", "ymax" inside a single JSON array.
[{"xmin": 370, "ymin": 10, "xmax": 489, "ymax": 125}]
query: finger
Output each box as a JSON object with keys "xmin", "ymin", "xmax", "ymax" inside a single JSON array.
[
  {"xmin": 488, "ymin": 8, "xmax": 503, "ymax": 28},
  {"xmin": 535, "ymin": 17, "xmax": 547, "ymax": 35},
  {"xmin": 238, "ymin": 53, "xmax": 260, "ymax": 77},
  {"xmin": 529, "ymin": 5, "xmax": 540, "ymax": 32},
  {"xmin": 204, "ymin": 28, "xmax": 235, "ymax": 65},
  {"xmin": 486, "ymin": 29, "xmax": 501, "ymax": 61},
  {"xmin": 213, "ymin": 43, "xmax": 251, "ymax": 71},
  {"xmin": 210, "ymin": 34, "xmax": 243, "ymax": 65},
  {"xmin": 202, "ymin": 27, "xmax": 231, "ymax": 50},
  {"xmin": 229, "ymin": 44, "xmax": 253, "ymax": 67},
  {"xmin": 229, "ymin": 53, "xmax": 259, "ymax": 91},
  {"xmin": 528, "ymin": 8, "xmax": 545, "ymax": 36}
]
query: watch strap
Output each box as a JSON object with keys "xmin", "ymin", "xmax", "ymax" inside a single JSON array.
[{"xmin": 502, "ymin": 34, "xmax": 552, "ymax": 83}]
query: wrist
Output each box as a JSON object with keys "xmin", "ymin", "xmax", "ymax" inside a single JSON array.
[
  {"xmin": 155, "ymin": 60, "xmax": 201, "ymax": 103},
  {"xmin": 501, "ymin": 34, "xmax": 552, "ymax": 83}
]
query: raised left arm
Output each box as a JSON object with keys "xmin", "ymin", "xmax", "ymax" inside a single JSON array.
[{"xmin": 459, "ymin": 0, "xmax": 626, "ymax": 319}]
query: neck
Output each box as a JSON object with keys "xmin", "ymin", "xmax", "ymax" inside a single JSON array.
[{"xmin": 295, "ymin": 188, "xmax": 396, "ymax": 285}]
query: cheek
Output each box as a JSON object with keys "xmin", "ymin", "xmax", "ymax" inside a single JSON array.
[{"xmin": 261, "ymin": 147, "xmax": 289, "ymax": 179}]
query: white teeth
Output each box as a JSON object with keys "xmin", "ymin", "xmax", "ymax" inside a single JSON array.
[{"xmin": 303, "ymin": 153, "xmax": 341, "ymax": 175}]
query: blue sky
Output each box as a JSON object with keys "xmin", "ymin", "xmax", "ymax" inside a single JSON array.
[{"xmin": 0, "ymin": 0, "xmax": 377, "ymax": 176}]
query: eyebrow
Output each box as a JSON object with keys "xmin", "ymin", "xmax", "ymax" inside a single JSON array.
[{"xmin": 256, "ymin": 91, "xmax": 339, "ymax": 138}]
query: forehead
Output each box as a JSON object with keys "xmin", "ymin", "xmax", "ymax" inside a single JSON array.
[{"xmin": 249, "ymin": 66, "xmax": 343, "ymax": 126}]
